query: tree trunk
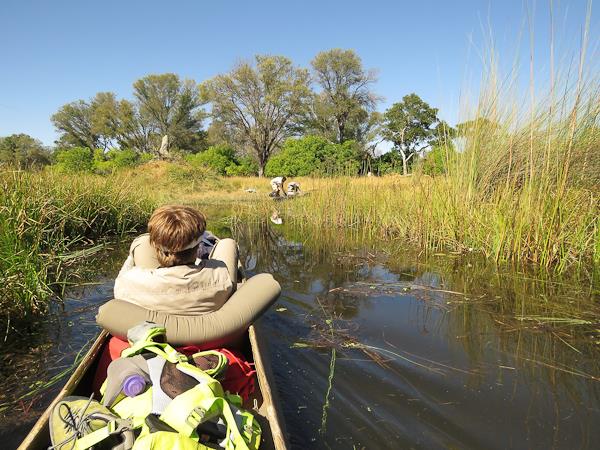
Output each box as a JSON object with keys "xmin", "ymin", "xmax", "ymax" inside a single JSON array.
[
  {"xmin": 399, "ymin": 148, "xmax": 408, "ymax": 175},
  {"xmin": 337, "ymin": 119, "xmax": 345, "ymax": 144},
  {"xmin": 258, "ymin": 145, "xmax": 268, "ymax": 177},
  {"xmin": 158, "ymin": 135, "xmax": 170, "ymax": 159}
]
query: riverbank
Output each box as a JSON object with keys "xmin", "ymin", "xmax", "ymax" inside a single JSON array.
[{"xmin": 35, "ymin": 158, "xmax": 600, "ymax": 273}]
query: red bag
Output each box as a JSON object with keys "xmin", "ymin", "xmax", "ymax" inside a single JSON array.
[
  {"xmin": 93, "ymin": 337, "xmax": 256, "ymax": 401},
  {"xmin": 216, "ymin": 347, "xmax": 256, "ymax": 402}
]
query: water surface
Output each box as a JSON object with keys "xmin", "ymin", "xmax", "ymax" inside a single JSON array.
[{"xmin": 1, "ymin": 220, "xmax": 598, "ymax": 449}]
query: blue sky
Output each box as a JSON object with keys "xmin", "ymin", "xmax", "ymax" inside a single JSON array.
[{"xmin": 0, "ymin": 0, "xmax": 597, "ymax": 146}]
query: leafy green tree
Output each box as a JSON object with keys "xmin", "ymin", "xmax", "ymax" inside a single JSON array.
[
  {"xmin": 133, "ymin": 73, "xmax": 205, "ymax": 155},
  {"xmin": 382, "ymin": 93, "xmax": 441, "ymax": 175},
  {"xmin": 116, "ymin": 99, "xmax": 155, "ymax": 154},
  {"xmin": 205, "ymin": 120, "xmax": 233, "ymax": 147},
  {"xmin": 201, "ymin": 55, "xmax": 312, "ymax": 176},
  {"xmin": 355, "ymin": 111, "xmax": 385, "ymax": 174},
  {"xmin": 310, "ymin": 49, "xmax": 378, "ymax": 144},
  {"xmin": 0, "ymin": 134, "xmax": 51, "ymax": 169},
  {"xmin": 90, "ymin": 92, "xmax": 121, "ymax": 150},
  {"xmin": 52, "ymin": 100, "xmax": 97, "ymax": 149},
  {"xmin": 431, "ymin": 120, "xmax": 455, "ymax": 146},
  {"xmin": 265, "ymin": 135, "xmax": 360, "ymax": 177},
  {"xmin": 455, "ymin": 117, "xmax": 499, "ymax": 137},
  {"xmin": 52, "ymin": 92, "xmax": 123, "ymax": 150},
  {"xmin": 53, "ymin": 76, "xmax": 205, "ymax": 156}
]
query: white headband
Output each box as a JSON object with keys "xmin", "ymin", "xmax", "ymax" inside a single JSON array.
[{"xmin": 158, "ymin": 236, "xmax": 202, "ymax": 253}]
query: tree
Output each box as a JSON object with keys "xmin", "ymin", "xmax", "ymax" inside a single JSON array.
[
  {"xmin": 0, "ymin": 134, "xmax": 51, "ymax": 169},
  {"xmin": 356, "ymin": 111, "xmax": 385, "ymax": 174},
  {"xmin": 52, "ymin": 99, "xmax": 97, "ymax": 149},
  {"xmin": 420, "ymin": 144, "xmax": 456, "ymax": 175},
  {"xmin": 455, "ymin": 117, "xmax": 499, "ymax": 137},
  {"xmin": 116, "ymin": 99, "xmax": 155, "ymax": 154},
  {"xmin": 52, "ymin": 92, "xmax": 122, "ymax": 151},
  {"xmin": 90, "ymin": 92, "xmax": 120, "ymax": 150},
  {"xmin": 382, "ymin": 94, "xmax": 441, "ymax": 175},
  {"xmin": 201, "ymin": 55, "xmax": 312, "ymax": 176},
  {"xmin": 133, "ymin": 73, "xmax": 205, "ymax": 154},
  {"xmin": 310, "ymin": 49, "xmax": 378, "ymax": 144}
]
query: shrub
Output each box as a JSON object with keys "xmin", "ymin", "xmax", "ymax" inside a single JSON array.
[
  {"xmin": 186, "ymin": 145, "xmax": 258, "ymax": 176},
  {"xmin": 265, "ymin": 136, "xmax": 361, "ymax": 177},
  {"xmin": 139, "ymin": 152, "xmax": 154, "ymax": 164},
  {"xmin": 167, "ymin": 162, "xmax": 219, "ymax": 187},
  {"xmin": 225, "ymin": 156, "xmax": 258, "ymax": 176},
  {"xmin": 373, "ymin": 151, "xmax": 403, "ymax": 175},
  {"xmin": 92, "ymin": 149, "xmax": 152, "ymax": 174},
  {"xmin": 186, "ymin": 145, "xmax": 236, "ymax": 175},
  {"xmin": 110, "ymin": 148, "xmax": 139, "ymax": 168},
  {"xmin": 420, "ymin": 145, "xmax": 455, "ymax": 176},
  {"xmin": 55, "ymin": 147, "xmax": 93, "ymax": 173}
]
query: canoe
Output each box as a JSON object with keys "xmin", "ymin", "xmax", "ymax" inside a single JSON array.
[
  {"xmin": 17, "ymin": 323, "xmax": 287, "ymax": 450},
  {"xmin": 269, "ymin": 192, "xmax": 308, "ymax": 201}
]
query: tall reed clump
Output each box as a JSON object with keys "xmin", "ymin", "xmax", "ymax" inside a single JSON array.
[
  {"xmin": 0, "ymin": 169, "xmax": 155, "ymax": 325},
  {"xmin": 258, "ymin": 19, "xmax": 599, "ymax": 273}
]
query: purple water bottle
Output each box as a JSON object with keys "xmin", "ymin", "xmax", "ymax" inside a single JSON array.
[{"xmin": 122, "ymin": 374, "xmax": 146, "ymax": 397}]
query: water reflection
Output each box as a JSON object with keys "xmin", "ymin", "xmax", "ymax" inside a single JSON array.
[{"xmin": 234, "ymin": 220, "xmax": 600, "ymax": 449}]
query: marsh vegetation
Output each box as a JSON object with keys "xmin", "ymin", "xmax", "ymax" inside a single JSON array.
[{"xmin": 0, "ymin": 170, "xmax": 153, "ymax": 329}]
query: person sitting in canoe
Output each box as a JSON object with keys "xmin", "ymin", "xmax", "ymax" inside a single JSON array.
[
  {"xmin": 113, "ymin": 205, "xmax": 236, "ymax": 313},
  {"xmin": 269, "ymin": 176, "xmax": 286, "ymax": 197},
  {"xmin": 97, "ymin": 205, "xmax": 280, "ymax": 345}
]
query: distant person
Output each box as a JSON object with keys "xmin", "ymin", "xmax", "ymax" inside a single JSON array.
[
  {"xmin": 286, "ymin": 181, "xmax": 301, "ymax": 196},
  {"xmin": 270, "ymin": 176, "xmax": 287, "ymax": 197}
]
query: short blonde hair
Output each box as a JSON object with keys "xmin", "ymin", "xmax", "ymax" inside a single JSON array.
[{"xmin": 148, "ymin": 205, "xmax": 206, "ymax": 267}]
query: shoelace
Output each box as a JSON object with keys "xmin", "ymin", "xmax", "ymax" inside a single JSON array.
[{"xmin": 48, "ymin": 395, "xmax": 96, "ymax": 450}]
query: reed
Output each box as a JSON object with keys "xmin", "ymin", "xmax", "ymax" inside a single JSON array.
[
  {"xmin": 0, "ymin": 169, "xmax": 154, "ymax": 326},
  {"xmin": 261, "ymin": 171, "xmax": 598, "ymax": 271},
  {"xmin": 235, "ymin": 21, "xmax": 599, "ymax": 273}
]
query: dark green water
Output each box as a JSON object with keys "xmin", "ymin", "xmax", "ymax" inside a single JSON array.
[{"xmin": 1, "ymin": 219, "xmax": 598, "ymax": 449}]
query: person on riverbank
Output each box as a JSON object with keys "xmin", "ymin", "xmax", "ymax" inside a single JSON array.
[{"xmin": 269, "ymin": 176, "xmax": 286, "ymax": 197}]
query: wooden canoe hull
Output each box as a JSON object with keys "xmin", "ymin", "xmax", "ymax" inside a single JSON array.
[{"xmin": 17, "ymin": 323, "xmax": 287, "ymax": 450}]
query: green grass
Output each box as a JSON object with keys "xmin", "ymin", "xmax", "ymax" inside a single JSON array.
[{"xmin": 0, "ymin": 169, "xmax": 155, "ymax": 326}]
